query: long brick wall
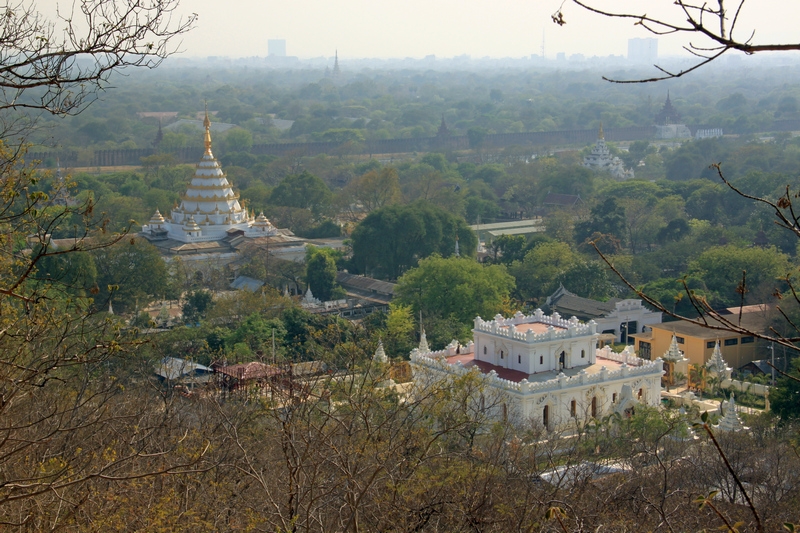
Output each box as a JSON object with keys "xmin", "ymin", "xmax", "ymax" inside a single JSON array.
[{"xmin": 22, "ymin": 124, "xmax": 729, "ymax": 168}]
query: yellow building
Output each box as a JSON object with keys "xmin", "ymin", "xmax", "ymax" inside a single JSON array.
[{"xmin": 630, "ymin": 307, "xmax": 771, "ymax": 370}]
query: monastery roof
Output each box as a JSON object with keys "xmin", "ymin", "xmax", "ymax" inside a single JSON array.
[
  {"xmin": 445, "ymin": 352, "xmax": 624, "ymax": 384},
  {"xmin": 336, "ymin": 272, "xmax": 396, "ymax": 297},
  {"xmin": 145, "ymin": 238, "xmax": 234, "ymax": 254},
  {"xmin": 216, "ymin": 362, "xmax": 281, "ymax": 381},
  {"xmin": 543, "ymin": 285, "xmax": 620, "ymax": 321},
  {"xmin": 230, "ymin": 275, "xmax": 265, "ymax": 292},
  {"xmin": 649, "ymin": 310, "xmax": 770, "ymax": 339},
  {"xmin": 229, "ymin": 233, "xmax": 303, "ymax": 249}
]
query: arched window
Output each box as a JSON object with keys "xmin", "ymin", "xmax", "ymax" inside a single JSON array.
[
  {"xmin": 638, "ymin": 388, "xmax": 644, "ymax": 400},
  {"xmin": 483, "ymin": 346, "xmax": 487, "ymax": 355},
  {"xmin": 581, "ymin": 349, "xmax": 586, "ymax": 358},
  {"xmin": 518, "ymin": 355, "xmax": 521, "ymax": 364},
  {"xmin": 612, "ymin": 392, "xmax": 618, "ymax": 403},
  {"xmin": 570, "ymin": 399, "xmax": 576, "ymax": 417},
  {"xmin": 591, "ymin": 396, "xmax": 597, "ymax": 418},
  {"xmin": 539, "ymin": 356, "xmax": 543, "ymax": 365},
  {"xmin": 500, "ymin": 350, "xmax": 504, "ymax": 359},
  {"xmin": 543, "ymin": 405, "xmax": 550, "ymax": 429}
]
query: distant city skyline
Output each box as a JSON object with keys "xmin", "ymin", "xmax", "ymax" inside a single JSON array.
[{"xmin": 48, "ymin": 1, "xmax": 800, "ymax": 61}]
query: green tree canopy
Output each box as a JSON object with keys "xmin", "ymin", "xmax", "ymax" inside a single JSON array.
[
  {"xmin": 394, "ymin": 255, "xmax": 515, "ymax": 326},
  {"xmin": 92, "ymin": 238, "xmax": 169, "ymax": 314},
  {"xmin": 688, "ymin": 245, "xmax": 791, "ymax": 307},
  {"xmin": 270, "ymin": 170, "xmax": 333, "ymax": 216},
  {"xmin": 350, "ymin": 201, "xmax": 477, "ymax": 280},
  {"xmin": 305, "ymin": 246, "xmax": 342, "ymax": 302}
]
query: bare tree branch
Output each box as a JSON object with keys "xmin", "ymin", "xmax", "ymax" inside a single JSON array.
[{"xmin": 553, "ymin": 0, "xmax": 800, "ymax": 82}]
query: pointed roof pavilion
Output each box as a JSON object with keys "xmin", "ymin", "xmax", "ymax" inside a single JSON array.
[{"xmin": 716, "ymin": 393, "xmax": 747, "ymax": 432}]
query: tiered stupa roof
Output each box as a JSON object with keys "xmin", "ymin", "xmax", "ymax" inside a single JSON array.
[
  {"xmin": 662, "ymin": 333, "xmax": 687, "ymax": 362},
  {"xmin": 173, "ymin": 108, "xmax": 247, "ymax": 225},
  {"xmin": 706, "ymin": 340, "xmax": 731, "ymax": 376},
  {"xmin": 374, "ymin": 340, "xmax": 388, "ymax": 364},
  {"xmin": 418, "ymin": 328, "xmax": 430, "ymax": 354},
  {"xmin": 716, "ymin": 393, "xmax": 746, "ymax": 432},
  {"xmin": 141, "ymin": 107, "xmax": 279, "ymax": 243}
]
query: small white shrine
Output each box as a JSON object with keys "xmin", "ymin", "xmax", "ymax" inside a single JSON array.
[
  {"xmin": 706, "ymin": 340, "xmax": 732, "ymax": 380},
  {"xmin": 716, "ymin": 393, "xmax": 747, "ymax": 432},
  {"xmin": 661, "ymin": 333, "xmax": 689, "ymax": 388},
  {"xmin": 410, "ymin": 309, "xmax": 663, "ymax": 429},
  {"xmin": 142, "ymin": 108, "xmax": 278, "ymax": 243},
  {"xmin": 583, "ymin": 124, "xmax": 634, "ymax": 180}
]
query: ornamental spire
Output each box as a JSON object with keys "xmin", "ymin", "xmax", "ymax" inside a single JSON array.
[
  {"xmin": 374, "ymin": 339, "xmax": 388, "ymax": 364},
  {"xmin": 203, "ymin": 102, "xmax": 213, "ymax": 156},
  {"xmin": 598, "ymin": 121, "xmax": 604, "ymax": 140},
  {"xmin": 662, "ymin": 333, "xmax": 685, "ymax": 362},
  {"xmin": 716, "ymin": 393, "xmax": 746, "ymax": 432},
  {"xmin": 706, "ymin": 340, "xmax": 731, "ymax": 377}
]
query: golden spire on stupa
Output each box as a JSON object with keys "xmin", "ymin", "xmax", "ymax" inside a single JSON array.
[
  {"xmin": 203, "ymin": 102, "xmax": 213, "ymax": 156},
  {"xmin": 598, "ymin": 122, "xmax": 604, "ymax": 140}
]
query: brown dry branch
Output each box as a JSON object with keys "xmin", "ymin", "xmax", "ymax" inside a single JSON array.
[{"xmin": 553, "ymin": 0, "xmax": 800, "ymax": 82}]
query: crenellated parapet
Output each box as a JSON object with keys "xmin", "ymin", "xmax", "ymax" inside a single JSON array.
[
  {"xmin": 411, "ymin": 349, "xmax": 663, "ymax": 396},
  {"xmin": 473, "ymin": 309, "xmax": 597, "ymax": 344}
]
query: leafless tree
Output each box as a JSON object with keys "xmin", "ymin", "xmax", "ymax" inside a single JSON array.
[{"xmin": 553, "ymin": 0, "xmax": 800, "ymax": 82}]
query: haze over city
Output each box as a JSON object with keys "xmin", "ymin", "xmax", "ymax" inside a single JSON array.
[{"xmin": 170, "ymin": 0, "xmax": 800, "ymax": 60}]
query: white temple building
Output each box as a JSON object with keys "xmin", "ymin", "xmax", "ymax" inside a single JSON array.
[
  {"xmin": 410, "ymin": 309, "xmax": 663, "ymax": 429},
  {"xmin": 583, "ymin": 124, "xmax": 634, "ymax": 180},
  {"xmin": 142, "ymin": 109, "xmax": 279, "ymax": 243}
]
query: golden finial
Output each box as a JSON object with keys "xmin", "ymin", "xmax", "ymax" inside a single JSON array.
[
  {"xmin": 203, "ymin": 101, "xmax": 212, "ymax": 155},
  {"xmin": 598, "ymin": 122, "xmax": 604, "ymax": 140}
]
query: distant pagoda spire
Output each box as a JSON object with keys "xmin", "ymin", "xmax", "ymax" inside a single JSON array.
[
  {"xmin": 203, "ymin": 102, "xmax": 213, "ymax": 156},
  {"xmin": 655, "ymin": 91, "xmax": 681, "ymax": 125},
  {"xmin": 597, "ymin": 121, "xmax": 604, "ymax": 140},
  {"xmin": 437, "ymin": 114, "xmax": 450, "ymax": 137},
  {"xmin": 153, "ymin": 119, "xmax": 163, "ymax": 149},
  {"xmin": 333, "ymin": 50, "xmax": 340, "ymax": 77}
]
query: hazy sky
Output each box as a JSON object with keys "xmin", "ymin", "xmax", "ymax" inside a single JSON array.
[{"xmin": 58, "ymin": 0, "xmax": 800, "ymax": 60}]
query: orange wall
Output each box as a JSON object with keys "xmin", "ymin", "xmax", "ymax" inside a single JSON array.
[{"xmin": 636, "ymin": 328, "xmax": 762, "ymax": 369}]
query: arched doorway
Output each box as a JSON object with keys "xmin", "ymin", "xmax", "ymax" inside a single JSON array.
[{"xmin": 559, "ymin": 351, "xmax": 566, "ymax": 370}]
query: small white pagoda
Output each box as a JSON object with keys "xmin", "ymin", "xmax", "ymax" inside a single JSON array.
[
  {"xmin": 142, "ymin": 107, "xmax": 278, "ymax": 243},
  {"xmin": 583, "ymin": 124, "xmax": 634, "ymax": 180},
  {"xmin": 716, "ymin": 393, "xmax": 747, "ymax": 432},
  {"xmin": 661, "ymin": 333, "xmax": 689, "ymax": 388},
  {"xmin": 706, "ymin": 340, "xmax": 732, "ymax": 380}
]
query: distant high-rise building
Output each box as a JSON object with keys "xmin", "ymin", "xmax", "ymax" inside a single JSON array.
[
  {"xmin": 268, "ymin": 39, "xmax": 286, "ymax": 57},
  {"xmin": 628, "ymin": 38, "xmax": 658, "ymax": 63}
]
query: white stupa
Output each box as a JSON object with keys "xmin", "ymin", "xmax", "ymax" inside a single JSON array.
[
  {"xmin": 373, "ymin": 340, "xmax": 388, "ymax": 364},
  {"xmin": 715, "ymin": 393, "xmax": 747, "ymax": 432},
  {"xmin": 583, "ymin": 123, "xmax": 634, "ymax": 180},
  {"xmin": 706, "ymin": 340, "xmax": 732, "ymax": 379},
  {"xmin": 142, "ymin": 107, "xmax": 277, "ymax": 243}
]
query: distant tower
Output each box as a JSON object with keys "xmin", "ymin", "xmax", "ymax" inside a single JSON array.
[
  {"xmin": 152, "ymin": 119, "xmax": 163, "ymax": 149},
  {"xmin": 541, "ymin": 28, "xmax": 545, "ymax": 59},
  {"xmin": 333, "ymin": 50, "xmax": 340, "ymax": 77},
  {"xmin": 628, "ymin": 37, "xmax": 658, "ymax": 63},
  {"xmin": 654, "ymin": 91, "xmax": 681, "ymax": 125},
  {"xmin": 437, "ymin": 114, "xmax": 450, "ymax": 137}
]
